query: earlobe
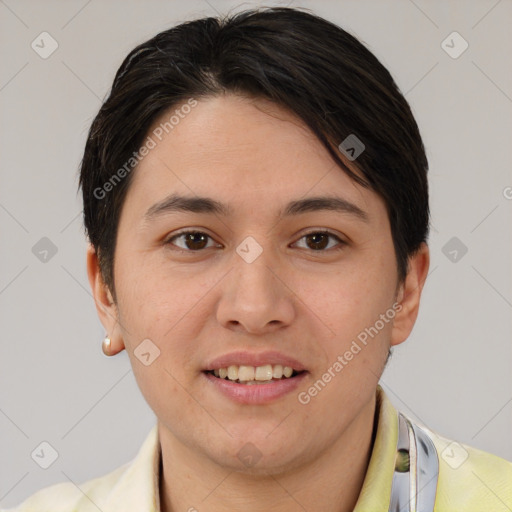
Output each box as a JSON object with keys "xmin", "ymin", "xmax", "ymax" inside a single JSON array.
[
  {"xmin": 390, "ymin": 243, "xmax": 430, "ymax": 346},
  {"xmin": 86, "ymin": 243, "xmax": 124, "ymax": 354}
]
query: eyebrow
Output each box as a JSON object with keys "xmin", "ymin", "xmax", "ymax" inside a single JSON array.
[{"xmin": 143, "ymin": 193, "xmax": 369, "ymax": 222}]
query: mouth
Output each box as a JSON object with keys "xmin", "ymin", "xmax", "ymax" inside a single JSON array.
[
  {"xmin": 204, "ymin": 364, "xmax": 306, "ymax": 385},
  {"xmin": 202, "ymin": 359, "xmax": 308, "ymax": 404},
  {"xmin": 202, "ymin": 351, "xmax": 308, "ymax": 403}
]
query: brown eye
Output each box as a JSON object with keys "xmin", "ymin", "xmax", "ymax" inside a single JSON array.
[
  {"xmin": 166, "ymin": 231, "xmax": 216, "ymax": 251},
  {"xmin": 294, "ymin": 231, "xmax": 345, "ymax": 252}
]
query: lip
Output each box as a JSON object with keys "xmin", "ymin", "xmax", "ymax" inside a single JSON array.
[
  {"xmin": 203, "ymin": 370, "xmax": 308, "ymax": 404},
  {"xmin": 204, "ymin": 350, "xmax": 307, "ymax": 372}
]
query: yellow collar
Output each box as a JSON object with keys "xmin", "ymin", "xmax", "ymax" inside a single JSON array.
[{"xmin": 353, "ymin": 385, "xmax": 398, "ymax": 511}]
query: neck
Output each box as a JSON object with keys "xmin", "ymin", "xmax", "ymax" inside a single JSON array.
[{"xmin": 159, "ymin": 394, "xmax": 377, "ymax": 512}]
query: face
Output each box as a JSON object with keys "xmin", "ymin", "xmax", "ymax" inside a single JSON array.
[{"xmin": 89, "ymin": 94, "xmax": 427, "ymax": 475}]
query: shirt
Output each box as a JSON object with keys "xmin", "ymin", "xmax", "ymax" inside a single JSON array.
[{"xmin": 3, "ymin": 386, "xmax": 512, "ymax": 511}]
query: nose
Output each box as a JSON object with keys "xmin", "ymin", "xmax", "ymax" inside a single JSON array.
[{"xmin": 216, "ymin": 241, "xmax": 295, "ymax": 335}]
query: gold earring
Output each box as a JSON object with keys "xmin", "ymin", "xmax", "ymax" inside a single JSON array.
[{"xmin": 102, "ymin": 336, "xmax": 113, "ymax": 356}]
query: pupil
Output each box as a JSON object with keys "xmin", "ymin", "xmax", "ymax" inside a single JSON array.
[
  {"xmin": 186, "ymin": 232, "xmax": 207, "ymax": 250},
  {"xmin": 308, "ymin": 233, "xmax": 328, "ymax": 250}
]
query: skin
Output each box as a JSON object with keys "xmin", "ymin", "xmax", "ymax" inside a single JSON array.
[{"xmin": 87, "ymin": 94, "xmax": 429, "ymax": 512}]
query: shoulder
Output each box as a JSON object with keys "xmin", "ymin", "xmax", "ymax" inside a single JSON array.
[
  {"xmin": 2, "ymin": 424, "xmax": 160, "ymax": 512},
  {"xmin": 381, "ymin": 384, "xmax": 512, "ymax": 512},
  {"xmin": 1, "ymin": 463, "xmax": 129, "ymax": 512},
  {"xmin": 426, "ymin": 427, "xmax": 512, "ymax": 511}
]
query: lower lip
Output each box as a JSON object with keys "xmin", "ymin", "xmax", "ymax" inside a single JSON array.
[{"xmin": 203, "ymin": 371, "xmax": 308, "ymax": 404}]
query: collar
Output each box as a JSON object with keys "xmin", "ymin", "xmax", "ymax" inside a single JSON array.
[
  {"xmin": 102, "ymin": 422, "xmax": 161, "ymax": 512},
  {"xmin": 353, "ymin": 384, "xmax": 399, "ymax": 511}
]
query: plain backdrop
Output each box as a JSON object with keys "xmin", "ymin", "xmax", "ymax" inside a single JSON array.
[{"xmin": 1, "ymin": 0, "xmax": 511, "ymax": 507}]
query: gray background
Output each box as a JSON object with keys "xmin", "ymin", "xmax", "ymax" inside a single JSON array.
[{"xmin": 1, "ymin": 0, "xmax": 511, "ymax": 507}]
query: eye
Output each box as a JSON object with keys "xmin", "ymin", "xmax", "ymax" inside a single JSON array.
[
  {"xmin": 292, "ymin": 230, "xmax": 346, "ymax": 252},
  {"xmin": 164, "ymin": 229, "xmax": 346, "ymax": 253},
  {"xmin": 165, "ymin": 230, "xmax": 219, "ymax": 251}
]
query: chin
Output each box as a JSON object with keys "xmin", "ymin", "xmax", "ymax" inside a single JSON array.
[
  {"xmin": 202, "ymin": 433, "xmax": 308, "ymax": 476},
  {"xmin": 217, "ymin": 449, "xmax": 306, "ymax": 477}
]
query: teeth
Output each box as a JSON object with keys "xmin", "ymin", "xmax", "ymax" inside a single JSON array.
[
  {"xmin": 255, "ymin": 364, "xmax": 273, "ymax": 381},
  {"xmin": 272, "ymin": 364, "xmax": 283, "ymax": 379},
  {"xmin": 227, "ymin": 365, "xmax": 238, "ymax": 380},
  {"xmin": 238, "ymin": 365, "xmax": 255, "ymax": 381},
  {"xmin": 210, "ymin": 364, "xmax": 298, "ymax": 383}
]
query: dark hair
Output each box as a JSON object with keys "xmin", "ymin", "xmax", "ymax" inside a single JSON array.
[{"xmin": 79, "ymin": 6, "xmax": 429, "ymax": 300}]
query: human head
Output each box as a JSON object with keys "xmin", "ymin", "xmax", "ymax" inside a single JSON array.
[
  {"xmin": 79, "ymin": 6, "xmax": 429, "ymax": 302},
  {"xmin": 83, "ymin": 6, "xmax": 430, "ymax": 482}
]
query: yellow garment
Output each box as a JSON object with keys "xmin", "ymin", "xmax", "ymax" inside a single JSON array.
[
  {"xmin": 354, "ymin": 388, "xmax": 512, "ymax": 511},
  {"xmin": 3, "ymin": 386, "xmax": 512, "ymax": 511}
]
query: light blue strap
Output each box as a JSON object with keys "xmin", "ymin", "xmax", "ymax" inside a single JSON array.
[{"xmin": 389, "ymin": 413, "xmax": 439, "ymax": 512}]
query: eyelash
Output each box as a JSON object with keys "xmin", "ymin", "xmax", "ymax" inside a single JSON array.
[{"xmin": 164, "ymin": 229, "xmax": 346, "ymax": 253}]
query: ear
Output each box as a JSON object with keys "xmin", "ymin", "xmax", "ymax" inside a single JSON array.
[
  {"xmin": 390, "ymin": 242, "xmax": 430, "ymax": 346},
  {"xmin": 86, "ymin": 243, "xmax": 125, "ymax": 354}
]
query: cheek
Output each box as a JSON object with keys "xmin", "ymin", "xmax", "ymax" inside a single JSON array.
[
  {"xmin": 114, "ymin": 255, "xmax": 211, "ymax": 369},
  {"xmin": 116, "ymin": 277, "xmax": 209, "ymax": 421},
  {"xmin": 115, "ymin": 249, "xmax": 207, "ymax": 328},
  {"xmin": 304, "ymin": 265, "xmax": 394, "ymax": 332},
  {"xmin": 300, "ymin": 251, "xmax": 397, "ymax": 360}
]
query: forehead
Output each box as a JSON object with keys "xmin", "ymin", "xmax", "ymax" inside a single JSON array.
[{"xmin": 123, "ymin": 94, "xmax": 385, "ymax": 222}]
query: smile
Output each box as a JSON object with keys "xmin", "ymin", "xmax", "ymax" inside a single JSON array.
[
  {"xmin": 202, "ymin": 350, "xmax": 308, "ymax": 403},
  {"xmin": 206, "ymin": 364, "xmax": 304, "ymax": 384}
]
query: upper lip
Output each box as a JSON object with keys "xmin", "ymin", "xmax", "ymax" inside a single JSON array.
[{"xmin": 204, "ymin": 350, "xmax": 307, "ymax": 372}]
